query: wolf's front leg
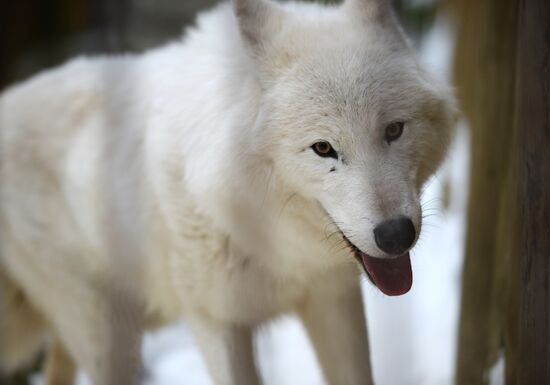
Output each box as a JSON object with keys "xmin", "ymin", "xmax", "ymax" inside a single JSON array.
[
  {"xmin": 44, "ymin": 339, "xmax": 76, "ymax": 385},
  {"xmin": 187, "ymin": 315, "xmax": 261, "ymax": 385},
  {"xmin": 297, "ymin": 268, "xmax": 374, "ymax": 385}
]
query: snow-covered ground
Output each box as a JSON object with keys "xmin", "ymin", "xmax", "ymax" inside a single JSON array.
[{"xmin": 34, "ymin": 12, "xmax": 473, "ymax": 385}]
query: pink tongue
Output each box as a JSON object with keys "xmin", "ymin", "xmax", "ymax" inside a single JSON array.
[{"xmin": 361, "ymin": 253, "xmax": 412, "ymax": 296}]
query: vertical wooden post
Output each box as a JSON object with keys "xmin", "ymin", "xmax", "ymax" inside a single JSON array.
[
  {"xmin": 452, "ymin": 0, "xmax": 519, "ymax": 383},
  {"xmin": 514, "ymin": 0, "xmax": 550, "ymax": 383}
]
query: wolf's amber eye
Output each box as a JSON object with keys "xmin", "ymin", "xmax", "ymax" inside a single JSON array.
[
  {"xmin": 312, "ymin": 141, "xmax": 337, "ymax": 159},
  {"xmin": 385, "ymin": 122, "xmax": 405, "ymax": 144}
]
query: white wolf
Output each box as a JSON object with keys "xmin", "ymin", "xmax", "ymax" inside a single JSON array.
[{"xmin": 0, "ymin": 0, "xmax": 456, "ymax": 384}]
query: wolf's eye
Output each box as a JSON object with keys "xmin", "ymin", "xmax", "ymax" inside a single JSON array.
[
  {"xmin": 385, "ymin": 122, "xmax": 405, "ymax": 144},
  {"xmin": 312, "ymin": 141, "xmax": 337, "ymax": 159}
]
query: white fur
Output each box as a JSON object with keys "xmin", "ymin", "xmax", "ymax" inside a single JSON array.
[{"xmin": 0, "ymin": 1, "xmax": 456, "ymax": 384}]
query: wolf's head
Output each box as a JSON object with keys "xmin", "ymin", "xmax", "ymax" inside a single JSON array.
[{"xmin": 233, "ymin": 0, "xmax": 457, "ymax": 295}]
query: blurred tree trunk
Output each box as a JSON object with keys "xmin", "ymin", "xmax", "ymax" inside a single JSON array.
[
  {"xmin": 450, "ymin": 0, "xmax": 518, "ymax": 384},
  {"xmin": 514, "ymin": 0, "xmax": 550, "ymax": 383},
  {"xmin": 452, "ymin": 0, "xmax": 550, "ymax": 383}
]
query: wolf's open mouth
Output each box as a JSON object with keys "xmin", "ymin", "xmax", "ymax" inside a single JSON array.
[{"xmin": 341, "ymin": 233, "xmax": 413, "ymax": 297}]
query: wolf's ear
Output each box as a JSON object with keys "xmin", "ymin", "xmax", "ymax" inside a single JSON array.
[
  {"xmin": 344, "ymin": 0, "xmax": 394, "ymax": 23},
  {"xmin": 232, "ymin": 0, "xmax": 286, "ymax": 54},
  {"xmin": 344, "ymin": 0, "xmax": 407, "ymax": 46}
]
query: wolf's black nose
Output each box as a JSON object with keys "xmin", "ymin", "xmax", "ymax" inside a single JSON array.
[{"xmin": 374, "ymin": 217, "xmax": 416, "ymax": 255}]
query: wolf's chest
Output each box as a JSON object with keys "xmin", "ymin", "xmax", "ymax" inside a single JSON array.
[
  {"xmin": 156, "ymin": 184, "xmax": 342, "ymax": 324},
  {"xmin": 172, "ymin": 246, "xmax": 311, "ymax": 324},
  {"xmin": 167, "ymin": 216, "xmax": 329, "ymax": 324}
]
